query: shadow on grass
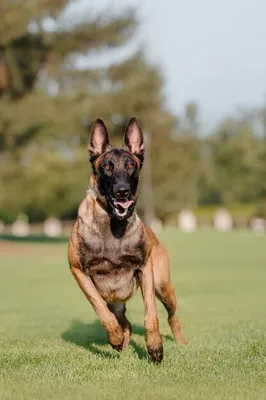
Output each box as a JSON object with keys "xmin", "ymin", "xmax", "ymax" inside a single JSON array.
[
  {"xmin": 61, "ymin": 319, "xmax": 118, "ymax": 359},
  {"xmin": 62, "ymin": 319, "xmax": 173, "ymax": 360}
]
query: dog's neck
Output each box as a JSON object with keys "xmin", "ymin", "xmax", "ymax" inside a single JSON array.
[
  {"xmin": 79, "ymin": 183, "xmax": 137, "ymax": 239},
  {"xmin": 110, "ymin": 217, "xmax": 128, "ymax": 239},
  {"xmin": 90, "ymin": 184, "xmax": 109, "ymax": 215}
]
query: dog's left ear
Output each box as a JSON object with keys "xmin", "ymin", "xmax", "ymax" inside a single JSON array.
[{"xmin": 123, "ymin": 117, "xmax": 145, "ymax": 163}]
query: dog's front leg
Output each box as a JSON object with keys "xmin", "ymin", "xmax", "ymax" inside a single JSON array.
[
  {"xmin": 71, "ymin": 266, "xmax": 124, "ymax": 351},
  {"xmin": 138, "ymin": 258, "xmax": 163, "ymax": 363}
]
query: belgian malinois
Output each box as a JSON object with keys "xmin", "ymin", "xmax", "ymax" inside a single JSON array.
[{"xmin": 68, "ymin": 117, "xmax": 186, "ymax": 363}]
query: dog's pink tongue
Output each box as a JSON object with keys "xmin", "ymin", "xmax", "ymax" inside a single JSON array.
[{"xmin": 114, "ymin": 200, "xmax": 134, "ymax": 209}]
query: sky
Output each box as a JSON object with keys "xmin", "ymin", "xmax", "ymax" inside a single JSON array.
[
  {"xmin": 140, "ymin": 0, "xmax": 266, "ymax": 131},
  {"xmin": 64, "ymin": 0, "xmax": 266, "ymax": 131}
]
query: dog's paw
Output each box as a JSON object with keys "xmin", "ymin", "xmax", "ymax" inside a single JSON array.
[
  {"xmin": 110, "ymin": 342, "xmax": 124, "ymax": 352},
  {"xmin": 108, "ymin": 325, "xmax": 124, "ymax": 352},
  {"xmin": 146, "ymin": 330, "xmax": 163, "ymax": 363},
  {"xmin": 148, "ymin": 345, "xmax": 164, "ymax": 363}
]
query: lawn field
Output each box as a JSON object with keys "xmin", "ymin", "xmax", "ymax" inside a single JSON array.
[{"xmin": 0, "ymin": 230, "xmax": 265, "ymax": 400}]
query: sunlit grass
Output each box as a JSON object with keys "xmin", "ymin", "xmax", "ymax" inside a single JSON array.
[{"xmin": 0, "ymin": 230, "xmax": 265, "ymax": 399}]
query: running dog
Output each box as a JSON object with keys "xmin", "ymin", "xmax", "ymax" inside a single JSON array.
[{"xmin": 68, "ymin": 117, "xmax": 186, "ymax": 363}]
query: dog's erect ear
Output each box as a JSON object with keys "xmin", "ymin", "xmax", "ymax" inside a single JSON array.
[
  {"xmin": 89, "ymin": 119, "xmax": 111, "ymax": 163},
  {"xmin": 123, "ymin": 117, "xmax": 145, "ymax": 163}
]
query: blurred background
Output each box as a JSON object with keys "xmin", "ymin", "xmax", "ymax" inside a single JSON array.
[
  {"xmin": 1, "ymin": 4, "xmax": 266, "ymax": 396},
  {"xmin": 1, "ymin": 0, "xmax": 266, "ymax": 236}
]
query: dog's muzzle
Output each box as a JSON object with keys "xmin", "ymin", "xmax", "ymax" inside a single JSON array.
[
  {"xmin": 113, "ymin": 198, "xmax": 134, "ymax": 218},
  {"xmin": 108, "ymin": 182, "xmax": 134, "ymax": 219}
]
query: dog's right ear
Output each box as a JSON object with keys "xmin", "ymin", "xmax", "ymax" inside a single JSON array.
[{"xmin": 88, "ymin": 119, "xmax": 111, "ymax": 164}]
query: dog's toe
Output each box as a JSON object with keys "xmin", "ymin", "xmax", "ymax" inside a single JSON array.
[
  {"xmin": 148, "ymin": 346, "xmax": 164, "ymax": 363},
  {"xmin": 111, "ymin": 342, "xmax": 124, "ymax": 352},
  {"xmin": 108, "ymin": 331, "xmax": 124, "ymax": 352}
]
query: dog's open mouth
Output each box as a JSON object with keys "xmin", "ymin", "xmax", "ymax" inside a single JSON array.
[{"xmin": 113, "ymin": 199, "xmax": 134, "ymax": 218}]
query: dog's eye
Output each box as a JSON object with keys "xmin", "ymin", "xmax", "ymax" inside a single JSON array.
[
  {"xmin": 104, "ymin": 164, "xmax": 111, "ymax": 171},
  {"xmin": 127, "ymin": 163, "xmax": 134, "ymax": 170}
]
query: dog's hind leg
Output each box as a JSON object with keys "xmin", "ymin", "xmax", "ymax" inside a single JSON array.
[
  {"xmin": 107, "ymin": 302, "xmax": 132, "ymax": 350},
  {"xmin": 152, "ymin": 244, "xmax": 187, "ymax": 345}
]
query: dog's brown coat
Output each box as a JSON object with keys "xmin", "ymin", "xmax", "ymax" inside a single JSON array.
[{"xmin": 68, "ymin": 119, "xmax": 186, "ymax": 363}]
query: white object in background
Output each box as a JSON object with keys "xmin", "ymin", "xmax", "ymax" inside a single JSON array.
[
  {"xmin": 11, "ymin": 216, "xmax": 30, "ymax": 237},
  {"xmin": 43, "ymin": 217, "xmax": 62, "ymax": 237},
  {"xmin": 213, "ymin": 208, "xmax": 233, "ymax": 232},
  {"xmin": 177, "ymin": 210, "xmax": 197, "ymax": 232},
  {"xmin": 149, "ymin": 218, "xmax": 163, "ymax": 234},
  {"xmin": 250, "ymin": 218, "xmax": 265, "ymax": 234}
]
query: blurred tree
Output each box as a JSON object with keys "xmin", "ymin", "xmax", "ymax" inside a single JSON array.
[
  {"xmin": 150, "ymin": 133, "xmax": 200, "ymax": 219},
  {"xmin": 185, "ymin": 101, "xmax": 199, "ymax": 132},
  {"xmin": 252, "ymin": 107, "xmax": 266, "ymax": 204},
  {"xmin": 205, "ymin": 115, "xmax": 262, "ymax": 206},
  {"xmin": 1, "ymin": 1, "xmax": 265, "ymax": 224},
  {"xmin": 0, "ymin": 0, "xmax": 178, "ymax": 221}
]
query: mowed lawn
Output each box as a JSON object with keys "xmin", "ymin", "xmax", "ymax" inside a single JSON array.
[{"xmin": 0, "ymin": 230, "xmax": 265, "ymax": 400}]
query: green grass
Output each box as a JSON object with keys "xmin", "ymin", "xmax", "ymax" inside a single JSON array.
[{"xmin": 0, "ymin": 230, "xmax": 265, "ymax": 400}]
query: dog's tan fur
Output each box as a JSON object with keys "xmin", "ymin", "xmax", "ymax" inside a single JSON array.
[{"xmin": 68, "ymin": 118, "xmax": 186, "ymax": 363}]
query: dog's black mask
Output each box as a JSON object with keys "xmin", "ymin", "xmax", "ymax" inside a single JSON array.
[{"xmin": 89, "ymin": 117, "xmax": 145, "ymax": 220}]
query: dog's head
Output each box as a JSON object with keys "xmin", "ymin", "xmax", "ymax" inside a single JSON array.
[{"xmin": 88, "ymin": 117, "xmax": 145, "ymax": 220}]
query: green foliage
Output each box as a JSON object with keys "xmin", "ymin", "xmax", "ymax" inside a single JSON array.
[
  {"xmin": 149, "ymin": 134, "xmax": 201, "ymax": 219},
  {"xmin": 1, "ymin": 0, "xmax": 266, "ymax": 222},
  {"xmin": 0, "ymin": 0, "xmax": 176, "ymax": 221},
  {"xmin": 194, "ymin": 203, "xmax": 256, "ymax": 218}
]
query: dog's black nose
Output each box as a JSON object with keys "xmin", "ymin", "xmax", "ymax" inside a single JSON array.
[
  {"xmin": 115, "ymin": 188, "xmax": 129, "ymax": 199},
  {"xmin": 113, "ymin": 182, "xmax": 130, "ymax": 199}
]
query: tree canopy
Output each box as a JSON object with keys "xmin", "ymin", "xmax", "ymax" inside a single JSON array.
[{"xmin": 0, "ymin": 0, "xmax": 265, "ymax": 223}]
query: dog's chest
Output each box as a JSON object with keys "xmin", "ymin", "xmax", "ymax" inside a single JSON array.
[
  {"xmin": 79, "ymin": 226, "xmax": 146, "ymax": 302},
  {"xmin": 81, "ymin": 231, "xmax": 145, "ymax": 267}
]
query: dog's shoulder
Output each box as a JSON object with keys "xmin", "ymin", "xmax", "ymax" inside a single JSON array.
[
  {"xmin": 68, "ymin": 190, "xmax": 95, "ymax": 267},
  {"xmin": 142, "ymin": 223, "xmax": 160, "ymax": 256},
  {"xmin": 68, "ymin": 219, "xmax": 81, "ymax": 269}
]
